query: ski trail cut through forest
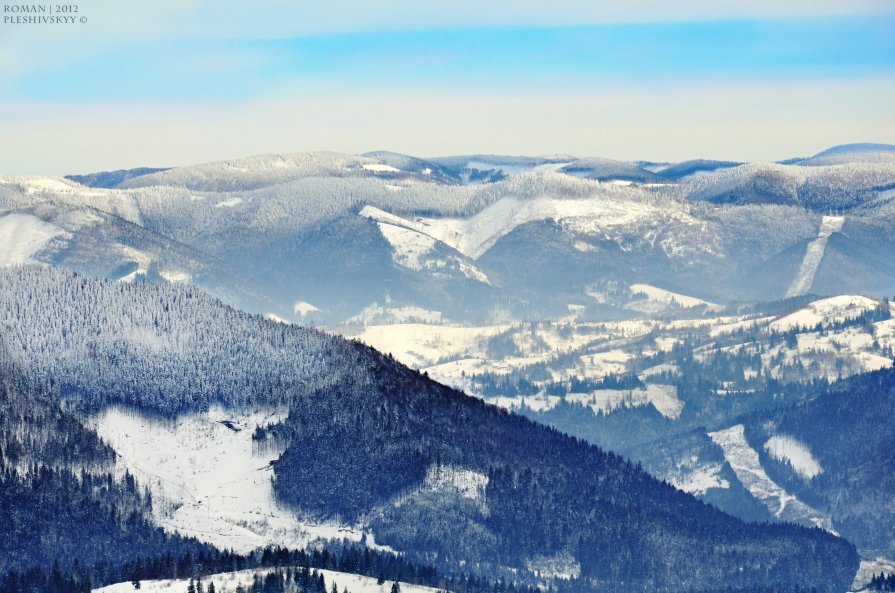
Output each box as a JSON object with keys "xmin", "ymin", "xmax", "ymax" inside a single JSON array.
[{"xmin": 785, "ymin": 215, "xmax": 844, "ymax": 298}]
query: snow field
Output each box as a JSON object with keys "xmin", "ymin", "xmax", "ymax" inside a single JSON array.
[
  {"xmin": 94, "ymin": 567, "xmax": 446, "ymax": 593},
  {"xmin": 89, "ymin": 406, "xmax": 378, "ymax": 554},
  {"xmin": 763, "ymin": 435, "xmax": 822, "ymax": 480},
  {"xmin": 0, "ymin": 213, "xmax": 66, "ymax": 265},
  {"xmin": 666, "ymin": 455, "xmax": 729, "ymax": 495}
]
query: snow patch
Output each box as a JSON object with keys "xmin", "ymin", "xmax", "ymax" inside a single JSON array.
[
  {"xmin": 159, "ymin": 269, "xmax": 192, "ymax": 284},
  {"xmin": 764, "ymin": 435, "xmax": 822, "ymax": 480},
  {"xmin": 526, "ymin": 552, "xmax": 581, "ymax": 580},
  {"xmin": 0, "ymin": 213, "xmax": 65, "ymax": 265},
  {"xmin": 215, "ymin": 197, "xmax": 244, "ymax": 208},
  {"xmin": 629, "ymin": 283, "xmax": 720, "ymax": 310},
  {"xmin": 852, "ymin": 557, "xmax": 895, "ymax": 591},
  {"xmin": 362, "ymin": 163, "xmax": 402, "ymax": 173},
  {"xmin": 771, "ymin": 295, "xmax": 880, "ymax": 332},
  {"xmin": 89, "ymin": 406, "xmax": 369, "ymax": 553},
  {"xmin": 376, "ymin": 222, "xmax": 436, "ymax": 270},
  {"xmin": 94, "ymin": 567, "xmax": 445, "ymax": 593},
  {"xmin": 667, "ymin": 457, "xmax": 730, "ymax": 495},
  {"xmin": 423, "ymin": 464, "xmax": 488, "ymax": 502},
  {"xmin": 566, "ymin": 384, "xmax": 683, "ymax": 420},
  {"xmin": 362, "ymin": 194, "xmax": 682, "ymax": 261},
  {"xmin": 349, "ymin": 304, "xmax": 444, "ymax": 326}
]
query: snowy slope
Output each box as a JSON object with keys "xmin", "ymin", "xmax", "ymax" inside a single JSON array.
[
  {"xmin": 798, "ymin": 143, "xmax": 895, "ymax": 167},
  {"xmin": 708, "ymin": 425, "xmax": 831, "ymax": 530},
  {"xmin": 362, "ymin": 187, "xmax": 700, "ymax": 261},
  {"xmin": 89, "ymin": 406, "xmax": 376, "ymax": 554},
  {"xmin": 771, "ymin": 294, "xmax": 881, "ymax": 331},
  {"xmin": 0, "ymin": 213, "xmax": 66, "ymax": 265},
  {"xmin": 94, "ymin": 567, "xmax": 446, "ymax": 593},
  {"xmin": 785, "ymin": 215, "xmax": 844, "ymax": 298},
  {"xmin": 763, "ymin": 435, "xmax": 822, "ymax": 480},
  {"xmin": 628, "ymin": 283, "xmax": 721, "ymax": 313}
]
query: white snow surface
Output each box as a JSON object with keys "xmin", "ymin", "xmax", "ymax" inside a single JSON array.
[
  {"xmin": 376, "ymin": 222, "xmax": 436, "ymax": 270},
  {"xmin": 89, "ymin": 406, "xmax": 375, "ymax": 553},
  {"xmin": 94, "ymin": 567, "xmax": 446, "ymax": 593},
  {"xmin": 348, "ymin": 304, "xmax": 444, "ymax": 326},
  {"xmin": 771, "ymin": 294, "xmax": 880, "ymax": 331},
  {"xmin": 708, "ymin": 425, "xmax": 832, "ymax": 530},
  {"xmin": 785, "ymin": 215, "xmax": 843, "ymax": 298},
  {"xmin": 215, "ymin": 197, "xmax": 244, "ymax": 208},
  {"xmin": 666, "ymin": 457, "xmax": 730, "ymax": 495},
  {"xmin": 361, "ymin": 192, "xmax": 686, "ymax": 260},
  {"xmin": 763, "ymin": 435, "xmax": 822, "ymax": 480},
  {"xmin": 362, "ymin": 163, "xmax": 402, "ymax": 173},
  {"xmin": 526, "ymin": 552, "xmax": 581, "ymax": 580},
  {"xmin": 423, "ymin": 464, "xmax": 488, "ymax": 502},
  {"xmin": 0, "ymin": 213, "xmax": 65, "ymax": 265},
  {"xmin": 852, "ymin": 557, "xmax": 895, "ymax": 590},
  {"xmin": 629, "ymin": 283, "xmax": 720, "ymax": 311},
  {"xmin": 566, "ymin": 384, "xmax": 683, "ymax": 420}
]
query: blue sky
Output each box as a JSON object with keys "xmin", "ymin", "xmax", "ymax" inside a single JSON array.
[{"xmin": 0, "ymin": 0, "xmax": 893, "ymax": 174}]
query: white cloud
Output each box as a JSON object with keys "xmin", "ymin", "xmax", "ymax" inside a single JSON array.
[{"xmin": 1, "ymin": 77, "xmax": 893, "ymax": 175}]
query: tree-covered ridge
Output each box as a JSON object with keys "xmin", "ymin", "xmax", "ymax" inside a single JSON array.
[
  {"xmin": 740, "ymin": 366, "xmax": 895, "ymax": 555},
  {"xmin": 270, "ymin": 354, "xmax": 857, "ymax": 591},
  {"xmin": 0, "ymin": 267, "xmax": 860, "ymax": 592},
  {"xmin": 0, "ymin": 265, "xmax": 354, "ymax": 413}
]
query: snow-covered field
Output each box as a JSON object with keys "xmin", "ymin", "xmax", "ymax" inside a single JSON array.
[
  {"xmin": 89, "ymin": 406, "xmax": 380, "ymax": 553},
  {"xmin": 628, "ymin": 283, "xmax": 720, "ymax": 312},
  {"xmin": 94, "ymin": 567, "xmax": 446, "ymax": 593},
  {"xmin": 0, "ymin": 212, "xmax": 66, "ymax": 265},
  {"xmin": 771, "ymin": 294, "xmax": 881, "ymax": 332},
  {"xmin": 353, "ymin": 293, "xmax": 895, "ymax": 416}
]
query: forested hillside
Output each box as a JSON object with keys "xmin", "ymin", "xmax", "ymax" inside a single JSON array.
[
  {"xmin": 0, "ymin": 334, "xmax": 207, "ymax": 579},
  {"xmin": 0, "ymin": 266, "xmax": 860, "ymax": 592}
]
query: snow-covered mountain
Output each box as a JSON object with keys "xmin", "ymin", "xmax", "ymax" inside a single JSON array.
[
  {"xmin": 2, "ymin": 145, "xmax": 894, "ymax": 590},
  {"xmin": 0, "ymin": 267, "xmax": 860, "ymax": 593},
  {"xmin": 1, "ymin": 145, "xmax": 892, "ymax": 327}
]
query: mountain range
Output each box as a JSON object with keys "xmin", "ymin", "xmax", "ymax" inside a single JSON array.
[{"xmin": 1, "ymin": 143, "xmax": 894, "ymax": 591}]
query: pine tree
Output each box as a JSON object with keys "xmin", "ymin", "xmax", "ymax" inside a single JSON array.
[
  {"xmin": 391, "ymin": 581, "xmax": 401, "ymax": 593},
  {"xmin": 187, "ymin": 578, "xmax": 196, "ymax": 593}
]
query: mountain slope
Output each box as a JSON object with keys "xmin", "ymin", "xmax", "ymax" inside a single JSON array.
[
  {"xmin": 0, "ymin": 333, "xmax": 207, "ymax": 579},
  {"xmin": 797, "ymin": 143, "xmax": 895, "ymax": 166},
  {"xmin": 0, "ymin": 266, "xmax": 859, "ymax": 593},
  {"xmin": 3, "ymin": 147, "xmax": 894, "ymax": 325}
]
